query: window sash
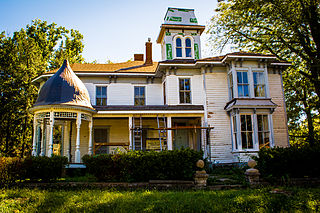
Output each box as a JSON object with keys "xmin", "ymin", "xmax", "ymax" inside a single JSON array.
[
  {"xmin": 237, "ymin": 71, "xmax": 249, "ymax": 97},
  {"xmin": 96, "ymin": 86, "xmax": 107, "ymax": 106},
  {"xmin": 179, "ymin": 78, "xmax": 191, "ymax": 104},
  {"xmin": 257, "ymin": 115, "xmax": 270, "ymax": 148},
  {"xmin": 134, "ymin": 86, "xmax": 145, "ymax": 106},
  {"xmin": 240, "ymin": 115, "xmax": 253, "ymax": 149},
  {"xmin": 253, "ymin": 72, "xmax": 266, "ymax": 97}
]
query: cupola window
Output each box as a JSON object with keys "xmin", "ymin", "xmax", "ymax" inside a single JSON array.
[
  {"xmin": 185, "ymin": 38, "xmax": 192, "ymax": 57},
  {"xmin": 176, "ymin": 38, "xmax": 182, "ymax": 57}
]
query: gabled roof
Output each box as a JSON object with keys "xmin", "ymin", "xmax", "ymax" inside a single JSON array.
[{"xmin": 47, "ymin": 61, "xmax": 158, "ymax": 74}]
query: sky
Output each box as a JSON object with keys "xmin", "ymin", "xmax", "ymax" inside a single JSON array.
[{"xmin": 0, "ymin": 0, "xmax": 218, "ymax": 63}]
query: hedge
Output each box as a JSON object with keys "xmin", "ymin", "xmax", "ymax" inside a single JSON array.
[
  {"xmin": 254, "ymin": 144, "xmax": 320, "ymax": 179},
  {"xmin": 82, "ymin": 149, "xmax": 203, "ymax": 182},
  {"xmin": 0, "ymin": 155, "xmax": 68, "ymax": 187}
]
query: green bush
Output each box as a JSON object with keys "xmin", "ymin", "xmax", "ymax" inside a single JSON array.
[
  {"xmin": 82, "ymin": 149, "xmax": 203, "ymax": 182},
  {"xmin": 22, "ymin": 155, "xmax": 68, "ymax": 181},
  {"xmin": 0, "ymin": 157, "xmax": 23, "ymax": 187},
  {"xmin": 254, "ymin": 144, "xmax": 320, "ymax": 179}
]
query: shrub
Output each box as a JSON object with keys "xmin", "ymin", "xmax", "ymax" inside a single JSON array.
[
  {"xmin": 83, "ymin": 148, "xmax": 203, "ymax": 182},
  {"xmin": 254, "ymin": 144, "xmax": 320, "ymax": 179},
  {"xmin": 22, "ymin": 155, "xmax": 68, "ymax": 181},
  {"xmin": 0, "ymin": 157, "xmax": 23, "ymax": 187}
]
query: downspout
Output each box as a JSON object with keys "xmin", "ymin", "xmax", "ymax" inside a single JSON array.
[
  {"xmin": 280, "ymin": 70, "xmax": 290, "ymax": 147},
  {"xmin": 201, "ymin": 66, "xmax": 210, "ymax": 160}
]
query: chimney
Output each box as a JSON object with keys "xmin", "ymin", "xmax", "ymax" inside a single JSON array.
[
  {"xmin": 134, "ymin": 54, "xmax": 144, "ymax": 61},
  {"xmin": 145, "ymin": 38, "xmax": 153, "ymax": 65}
]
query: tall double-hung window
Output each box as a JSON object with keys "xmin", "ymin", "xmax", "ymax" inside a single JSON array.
[
  {"xmin": 179, "ymin": 78, "xmax": 191, "ymax": 104},
  {"xmin": 240, "ymin": 115, "xmax": 253, "ymax": 149},
  {"xmin": 253, "ymin": 72, "xmax": 266, "ymax": 97},
  {"xmin": 134, "ymin": 86, "xmax": 145, "ymax": 106},
  {"xmin": 257, "ymin": 115, "xmax": 270, "ymax": 148},
  {"xmin": 96, "ymin": 86, "xmax": 107, "ymax": 106},
  {"xmin": 237, "ymin": 71, "xmax": 249, "ymax": 97},
  {"xmin": 185, "ymin": 38, "xmax": 192, "ymax": 57}
]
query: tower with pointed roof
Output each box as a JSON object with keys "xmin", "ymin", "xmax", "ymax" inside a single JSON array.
[{"xmin": 156, "ymin": 8, "xmax": 205, "ymax": 60}]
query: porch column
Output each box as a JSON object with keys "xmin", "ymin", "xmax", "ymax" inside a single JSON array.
[
  {"xmin": 48, "ymin": 112, "xmax": 54, "ymax": 156},
  {"xmin": 75, "ymin": 113, "xmax": 82, "ymax": 163},
  {"xmin": 88, "ymin": 118, "xmax": 93, "ymax": 155},
  {"xmin": 167, "ymin": 116, "xmax": 173, "ymax": 150},
  {"xmin": 253, "ymin": 110, "xmax": 259, "ymax": 150},
  {"xmin": 32, "ymin": 116, "xmax": 37, "ymax": 156},
  {"xmin": 201, "ymin": 116, "xmax": 207, "ymax": 158},
  {"xmin": 40, "ymin": 120, "xmax": 45, "ymax": 156},
  {"xmin": 129, "ymin": 116, "xmax": 133, "ymax": 150}
]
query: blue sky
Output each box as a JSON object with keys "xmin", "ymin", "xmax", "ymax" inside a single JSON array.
[{"xmin": 0, "ymin": 0, "xmax": 217, "ymax": 63}]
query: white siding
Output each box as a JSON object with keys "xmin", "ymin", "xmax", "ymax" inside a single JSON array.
[
  {"xmin": 146, "ymin": 84, "xmax": 163, "ymax": 105},
  {"xmin": 108, "ymin": 83, "xmax": 133, "ymax": 105},
  {"xmin": 84, "ymin": 83, "xmax": 96, "ymax": 105},
  {"xmin": 165, "ymin": 74, "xmax": 204, "ymax": 105},
  {"xmin": 205, "ymin": 71, "xmax": 233, "ymax": 163}
]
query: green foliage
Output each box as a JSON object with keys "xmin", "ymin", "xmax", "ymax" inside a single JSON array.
[
  {"xmin": 1, "ymin": 187, "xmax": 320, "ymax": 212},
  {"xmin": 208, "ymin": 0, "xmax": 320, "ymax": 145},
  {"xmin": 22, "ymin": 155, "xmax": 68, "ymax": 181},
  {"xmin": 0, "ymin": 20, "xmax": 84, "ymax": 157},
  {"xmin": 0, "ymin": 156, "xmax": 68, "ymax": 186},
  {"xmin": 0, "ymin": 157, "xmax": 23, "ymax": 187},
  {"xmin": 254, "ymin": 145, "xmax": 320, "ymax": 179},
  {"xmin": 82, "ymin": 149, "xmax": 203, "ymax": 182}
]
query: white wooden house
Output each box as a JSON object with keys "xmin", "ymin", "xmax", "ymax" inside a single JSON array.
[{"xmin": 30, "ymin": 8, "xmax": 290, "ymax": 164}]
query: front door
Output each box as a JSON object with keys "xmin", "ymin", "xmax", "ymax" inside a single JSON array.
[{"xmin": 174, "ymin": 129, "xmax": 189, "ymax": 150}]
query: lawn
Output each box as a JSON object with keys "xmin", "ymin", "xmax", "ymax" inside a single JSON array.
[{"xmin": 0, "ymin": 187, "xmax": 319, "ymax": 212}]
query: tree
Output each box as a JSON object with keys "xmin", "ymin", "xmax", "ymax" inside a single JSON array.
[
  {"xmin": 208, "ymin": 0, "xmax": 320, "ymax": 144},
  {"xmin": 0, "ymin": 20, "xmax": 84, "ymax": 157}
]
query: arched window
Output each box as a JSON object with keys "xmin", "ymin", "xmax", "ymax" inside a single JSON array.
[
  {"xmin": 185, "ymin": 38, "xmax": 192, "ymax": 57},
  {"xmin": 176, "ymin": 38, "xmax": 182, "ymax": 57}
]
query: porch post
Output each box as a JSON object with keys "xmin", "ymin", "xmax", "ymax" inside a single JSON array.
[
  {"xmin": 167, "ymin": 116, "xmax": 173, "ymax": 150},
  {"xmin": 32, "ymin": 116, "xmax": 37, "ymax": 156},
  {"xmin": 40, "ymin": 120, "xmax": 45, "ymax": 156},
  {"xmin": 75, "ymin": 113, "xmax": 82, "ymax": 163},
  {"xmin": 201, "ymin": 116, "xmax": 207, "ymax": 158},
  {"xmin": 88, "ymin": 118, "xmax": 93, "ymax": 155},
  {"xmin": 129, "ymin": 116, "xmax": 133, "ymax": 150},
  {"xmin": 48, "ymin": 112, "xmax": 54, "ymax": 156}
]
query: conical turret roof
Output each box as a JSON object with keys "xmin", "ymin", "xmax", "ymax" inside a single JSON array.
[{"xmin": 34, "ymin": 60, "xmax": 93, "ymax": 109}]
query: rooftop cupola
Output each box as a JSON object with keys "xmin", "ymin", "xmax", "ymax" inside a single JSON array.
[
  {"xmin": 157, "ymin": 8, "xmax": 205, "ymax": 60},
  {"xmin": 34, "ymin": 60, "xmax": 93, "ymax": 110}
]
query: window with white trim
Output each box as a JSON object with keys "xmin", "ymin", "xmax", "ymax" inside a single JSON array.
[
  {"xmin": 253, "ymin": 72, "xmax": 266, "ymax": 97},
  {"xmin": 237, "ymin": 71, "xmax": 249, "ymax": 97},
  {"xmin": 232, "ymin": 115, "xmax": 238, "ymax": 150},
  {"xmin": 174, "ymin": 36, "xmax": 194, "ymax": 59},
  {"xmin": 179, "ymin": 78, "xmax": 191, "ymax": 104},
  {"xmin": 96, "ymin": 86, "xmax": 107, "ymax": 106},
  {"xmin": 176, "ymin": 37, "xmax": 182, "ymax": 58},
  {"xmin": 257, "ymin": 115, "xmax": 270, "ymax": 148},
  {"xmin": 134, "ymin": 86, "xmax": 145, "ymax": 106},
  {"xmin": 228, "ymin": 72, "xmax": 234, "ymax": 99},
  {"xmin": 240, "ymin": 115, "xmax": 253, "ymax": 149}
]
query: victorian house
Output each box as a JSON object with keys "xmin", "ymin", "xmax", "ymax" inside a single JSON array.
[{"xmin": 30, "ymin": 8, "xmax": 290, "ymax": 164}]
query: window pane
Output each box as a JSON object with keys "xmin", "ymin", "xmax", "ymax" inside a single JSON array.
[
  {"xmin": 102, "ymin": 98, "xmax": 107, "ymax": 106},
  {"xmin": 237, "ymin": 72, "xmax": 242, "ymax": 83},
  {"xmin": 243, "ymin": 85, "xmax": 249, "ymax": 97},
  {"xmin": 96, "ymin": 87, "xmax": 101, "ymax": 96},
  {"xmin": 263, "ymin": 115, "xmax": 269, "ymax": 130},
  {"xmin": 247, "ymin": 132, "xmax": 253, "ymax": 148},
  {"xmin": 185, "ymin": 79, "xmax": 190, "ymax": 90},
  {"xmin": 185, "ymin": 92, "xmax": 191, "ymax": 103},
  {"xmin": 180, "ymin": 92, "xmax": 185, "ymax": 103},
  {"xmin": 234, "ymin": 133, "xmax": 238, "ymax": 149},
  {"xmin": 102, "ymin": 87, "xmax": 106, "ymax": 96},
  {"xmin": 258, "ymin": 115, "xmax": 263, "ymax": 131},
  {"xmin": 241, "ymin": 132, "xmax": 247, "ymax": 149},
  {"xmin": 246, "ymin": 115, "xmax": 252, "ymax": 131},
  {"xmin": 179, "ymin": 79, "xmax": 184, "ymax": 90},
  {"xmin": 185, "ymin": 38, "xmax": 191, "ymax": 47},
  {"xmin": 233, "ymin": 116, "xmax": 237, "ymax": 132},
  {"xmin": 238, "ymin": 86, "xmax": 243, "ymax": 97},
  {"xmin": 134, "ymin": 87, "xmax": 139, "ymax": 96},
  {"xmin": 243, "ymin": 72, "xmax": 248, "ymax": 83},
  {"xmin": 186, "ymin": 48, "xmax": 192, "ymax": 57},
  {"xmin": 140, "ymin": 87, "xmax": 145, "ymax": 96},
  {"xmin": 176, "ymin": 38, "xmax": 182, "ymax": 47},
  {"xmin": 176, "ymin": 48, "xmax": 182, "ymax": 57},
  {"xmin": 241, "ymin": 115, "xmax": 246, "ymax": 131}
]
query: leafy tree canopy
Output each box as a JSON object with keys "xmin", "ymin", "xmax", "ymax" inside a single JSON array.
[{"xmin": 0, "ymin": 20, "xmax": 84, "ymax": 157}]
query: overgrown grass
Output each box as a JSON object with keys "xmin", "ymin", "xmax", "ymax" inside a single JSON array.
[
  {"xmin": 0, "ymin": 187, "xmax": 319, "ymax": 212},
  {"xmin": 207, "ymin": 164, "xmax": 247, "ymax": 185}
]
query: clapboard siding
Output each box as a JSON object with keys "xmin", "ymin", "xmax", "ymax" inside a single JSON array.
[
  {"xmin": 146, "ymin": 84, "xmax": 164, "ymax": 105},
  {"xmin": 165, "ymin": 74, "xmax": 204, "ymax": 105},
  {"xmin": 108, "ymin": 83, "xmax": 134, "ymax": 105},
  {"xmin": 205, "ymin": 71, "xmax": 233, "ymax": 163},
  {"xmin": 268, "ymin": 73, "xmax": 289, "ymax": 147}
]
